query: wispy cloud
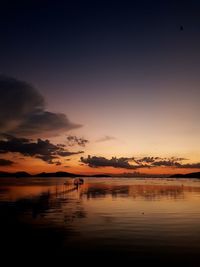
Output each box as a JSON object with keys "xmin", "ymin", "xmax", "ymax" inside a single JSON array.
[
  {"xmin": 66, "ymin": 135, "xmax": 89, "ymax": 147},
  {"xmin": 96, "ymin": 135, "xmax": 116, "ymax": 142}
]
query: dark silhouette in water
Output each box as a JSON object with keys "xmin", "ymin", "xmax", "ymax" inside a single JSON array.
[{"xmin": 73, "ymin": 178, "xmax": 84, "ymax": 186}]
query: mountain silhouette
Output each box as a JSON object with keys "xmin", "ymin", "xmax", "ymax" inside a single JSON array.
[
  {"xmin": 0, "ymin": 171, "xmax": 111, "ymax": 178},
  {"xmin": 170, "ymin": 172, "xmax": 200, "ymax": 178}
]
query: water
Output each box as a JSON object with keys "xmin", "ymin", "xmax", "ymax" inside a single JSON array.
[{"xmin": 0, "ymin": 177, "xmax": 200, "ymax": 266}]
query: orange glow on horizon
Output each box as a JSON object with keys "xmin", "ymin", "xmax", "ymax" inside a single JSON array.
[
  {"xmin": 1, "ymin": 152, "xmax": 200, "ymax": 176},
  {"xmin": 1, "ymin": 161, "xmax": 200, "ymax": 176}
]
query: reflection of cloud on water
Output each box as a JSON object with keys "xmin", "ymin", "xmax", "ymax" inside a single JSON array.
[
  {"xmin": 80, "ymin": 183, "xmax": 200, "ymax": 201},
  {"xmin": 0, "ymin": 183, "xmax": 89, "ymax": 261},
  {"xmin": 128, "ymin": 185, "xmax": 185, "ymax": 200},
  {"xmin": 0, "ymin": 184, "xmax": 87, "ymax": 228}
]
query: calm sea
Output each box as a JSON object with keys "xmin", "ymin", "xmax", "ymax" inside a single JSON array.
[{"xmin": 0, "ymin": 177, "xmax": 200, "ymax": 266}]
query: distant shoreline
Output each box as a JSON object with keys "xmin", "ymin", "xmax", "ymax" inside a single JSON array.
[
  {"xmin": 0, "ymin": 171, "xmax": 111, "ymax": 178},
  {"xmin": 0, "ymin": 171, "xmax": 200, "ymax": 178}
]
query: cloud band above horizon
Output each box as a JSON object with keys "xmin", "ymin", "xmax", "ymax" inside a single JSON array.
[{"xmin": 80, "ymin": 155, "xmax": 200, "ymax": 170}]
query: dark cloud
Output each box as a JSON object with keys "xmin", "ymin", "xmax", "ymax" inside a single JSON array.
[
  {"xmin": 80, "ymin": 156, "xmax": 141, "ymax": 169},
  {"xmin": 134, "ymin": 157, "xmax": 158, "ymax": 164},
  {"xmin": 80, "ymin": 155, "xmax": 200, "ymax": 170},
  {"xmin": 0, "ymin": 135, "xmax": 84, "ymax": 164},
  {"xmin": 176, "ymin": 163, "xmax": 200, "ymax": 168},
  {"xmin": 0, "ymin": 75, "xmax": 81, "ymax": 137},
  {"xmin": 133, "ymin": 157, "xmax": 189, "ymax": 168},
  {"xmin": 66, "ymin": 135, "xmax": 89, "ymax": 147},
  {"xmin": 55, "ymin": 161, "xmax": 62, "ymax": 166},
  {"xmin": 150, "ymin": 160, "xmax": 200, "ymax": 169},
  {"xmin": 134, "ymin": 157, "xmax": 187, "ymax": 165},
  {"xmin": 0, "ymin": 158, "xmax": 14, "ymax": 166},
  {"xmin": 57, "ymin": 150, "xmax": 84, "ymax": 157},
  {"xmin": 151, "ymin": 160, "xmax": 180, "ymax": 167},
  {"xmin": 96, "ymin": 136, "xmax": 116, "ymax": 142}
]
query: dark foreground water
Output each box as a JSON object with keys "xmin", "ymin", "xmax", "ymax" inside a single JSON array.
[{"xmin": 0, "ymin": 177, "xmax": 200, "ymax": 266}]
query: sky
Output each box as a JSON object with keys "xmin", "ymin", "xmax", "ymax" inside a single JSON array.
[{"xmin": 0, "ymin": 0, "xmax": 200, "ymax": 175}]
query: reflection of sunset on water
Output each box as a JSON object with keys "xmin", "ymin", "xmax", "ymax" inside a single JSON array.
[
  {"xmin": 2, "ymin": 177, "xmax": 200, "ymax": 202},
  {"xmin": 1, "ymin": 177, "xmax": 200, "ymax": 265}
]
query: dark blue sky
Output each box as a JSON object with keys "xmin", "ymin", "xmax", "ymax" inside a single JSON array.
[{"xmin": 1, "ymin": 1, "xmax": 200, "ymax": 84}]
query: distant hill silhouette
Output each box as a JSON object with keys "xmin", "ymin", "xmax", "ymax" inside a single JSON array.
[
  {"xmin": 35, "ymin": 171, "xmax": 80, "ymax": 177},
  {"xmin": 170, "ymin": 172, "xmax": 200, "ymax": 178},
  {"xmin": 1, "ymin": 170, "xmax": 200, "ymax": 178},
  {"xmin": 0, "ymin": 171, "xmax": 31, "ymax": 177},
  {"xmin": 0, "ymin": 171, "xmax": 111, "ymax": 178}
]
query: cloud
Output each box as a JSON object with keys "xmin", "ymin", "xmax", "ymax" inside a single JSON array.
[
  {"xmin": 0, "ymin": 75, "xmax": 81, "ymax": 137},
  {"xmin": 80, "ymin": 155, "xmax": 142, "ymax": 169},
  {"xmin": 176, "ymin": 163, "xmax": 200, "ymax": 168},
  {"xmin": 80, "ymin": 155, "xmax": 200, "ymax": 170},
  {"xmin": 55, "ymin": 161, "xmax": 62, "ymax": 166},
  {"xmin": 134, "ymin": 157, "xmax": 187, "ymax": 165},
  {"xmin": 151, "ymin": 160, "xmax": 200, "ymax": 169},
  {"xmin": 0, "ymin": 135, "xmax": 84, "ymax": 164},
  {"xmin": 151, "ymin": 160, "xmax": 180, "ymax": 167},
  {"xmin": 0, "ymin": 158, "xmax": 14, "ymax": 166},
  {"xmin": 57, "ymin": 150, "xmax": 84, "ymax": 156},
  {"xmin": 134, "ymin": 157, "xmax": 159, "ymax": 164},
  {"xmin": 133, "ymin": 157, "xmax": 190, "ymax": 168},
  {"xmin": 66, "ymin": 135, "xmax": 89, "ymax": 147},
  {"xmin": 96, "ymin": 136, "xmax": 116, "ymax": 142}
]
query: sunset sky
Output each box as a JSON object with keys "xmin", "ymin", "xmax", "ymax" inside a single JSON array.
[{"xmin": 0, "ymin": 1, "xmax": 200, "ymax": 175}]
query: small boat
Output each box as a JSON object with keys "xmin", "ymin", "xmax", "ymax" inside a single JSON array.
[{"xmin": 74, "ymin": 178, "xmax": 84, "ymax": 186}]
